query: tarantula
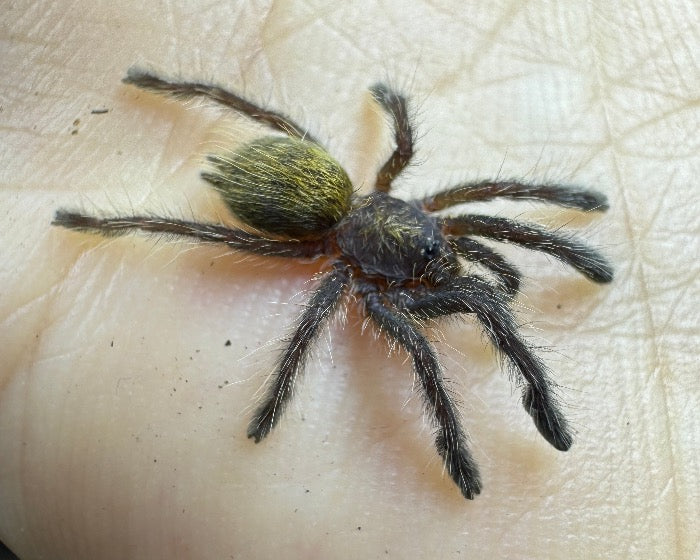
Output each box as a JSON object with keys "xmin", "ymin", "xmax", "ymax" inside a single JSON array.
[{"xmin": 53, "ymin": 68, "xmax": 613, "ymax": 499}]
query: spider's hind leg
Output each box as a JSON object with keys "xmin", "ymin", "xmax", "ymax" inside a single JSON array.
[
  {"xmin": 51, "ymin": 211, "xmax": 326, "ymax": 258},
  {"xmin": 247, "ymin": 262, "xmax": 350, "ymax": 442},
  {"xmin": 122, "ymin": 67, "xmax": 318, "ymax": 142},
  {"xmin": 370, "ymin": 84, "xmax": 415, "ymax": 193}
]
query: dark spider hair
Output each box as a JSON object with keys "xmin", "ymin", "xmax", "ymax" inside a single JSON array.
[{"xmin": 53, "ymin": 68, "xmax": 613, "ymax": 500}]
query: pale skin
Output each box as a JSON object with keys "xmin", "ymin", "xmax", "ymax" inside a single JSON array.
[{"xmin": 1, "ymin": 2, "xmax": 698, "ymax": 559}]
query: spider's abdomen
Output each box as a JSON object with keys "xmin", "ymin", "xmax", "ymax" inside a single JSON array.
[
  {"xmin": 336, "ymin": 192, "xmax": 448, "ymax": 281},
  {"xmin": 202, "ymin": 136, "xmax": 352, "ymax": 238}
]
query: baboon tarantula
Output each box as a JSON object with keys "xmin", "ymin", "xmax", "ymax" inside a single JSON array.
[{"xmin": 54, "ymin": 68, "xmax": 613, "ymax": 499}]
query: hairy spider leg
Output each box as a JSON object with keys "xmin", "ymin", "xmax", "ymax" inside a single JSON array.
[
  {"xmin": 369, "ymin": 83, "xmax": 415, "ymax": 193},
  {"xmin": 122, "ymin": 67, "xmax": 319, "ymax": 143},
  {"xmin": 247, "ymin": 263, "xmax": 351, "ymax": 442},
  {"xmin": 442, "ymin": 214, "xmax": 614, "ymax": 283},
  {"xmin": 448, "ymin": 237, "xmax": 522, "ymax": 297},
  {"xmin": 419, "ymin": 180, "xmax": 610, "ymax": 212},
  {"xmin": 363, "ymin": 290, "xmax": 482, "ymax": 500},
  {"xmin": 393, "ymin": 276, "xmax": 573, "ymax": 452},
  {"xmin": 51, "ymin": 211, "xmax": 325, "ymax": 259}
]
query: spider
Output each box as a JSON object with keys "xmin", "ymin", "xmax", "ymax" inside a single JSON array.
[{"xmin": 53, "ymin": 68, "xmax": 613, "ymax": 500}]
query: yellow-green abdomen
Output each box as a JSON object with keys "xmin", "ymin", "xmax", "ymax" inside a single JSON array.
[{"xmin": 202, "ymin": 136, "xmax": 352, "ymax": 238}]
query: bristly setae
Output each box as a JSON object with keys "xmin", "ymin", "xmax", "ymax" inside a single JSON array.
[{"xmin": 53, "ymin": 68, "xmax": 613, "ymax": 500}]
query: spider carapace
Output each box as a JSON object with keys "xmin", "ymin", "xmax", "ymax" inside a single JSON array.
[{"xmin": 54, "ymin": 68, "xmax": 613, "ymax": 500}]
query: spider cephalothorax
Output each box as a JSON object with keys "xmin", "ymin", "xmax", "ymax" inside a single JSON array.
[{"xmin": 54, "ymin": 68, "xmax": 613, "ymax": 499}]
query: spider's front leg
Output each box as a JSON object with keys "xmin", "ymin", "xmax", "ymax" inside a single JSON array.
[
  {"xmin": 393, "ymin": 276, "xmax": 573, "ymax": 453},
  {"xmin": 363, "ymin": 290, "xmax": 481, "ymax": 500},
  {"xmin": 419, "ymin": 179, "xmax": 610, "ymax": 212},
  {"xmin": 443, "ymin": 214, "xmax": 614, "ymax": 284},
  {"xmin": 449, "ymin": 236, "xmax": 522, "ymax": 297},
  {"xmin": 247, "ymin": 262, "xmax": 350, "ymax": 442}
]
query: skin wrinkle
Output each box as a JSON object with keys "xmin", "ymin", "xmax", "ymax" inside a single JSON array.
[
  {"xmin": 1, "ymin": 1, "xmax": 697, "ymax": 559},
  {"xmin": 588, "ymin": 3, "xmax": 685, "ymax": 550}
]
